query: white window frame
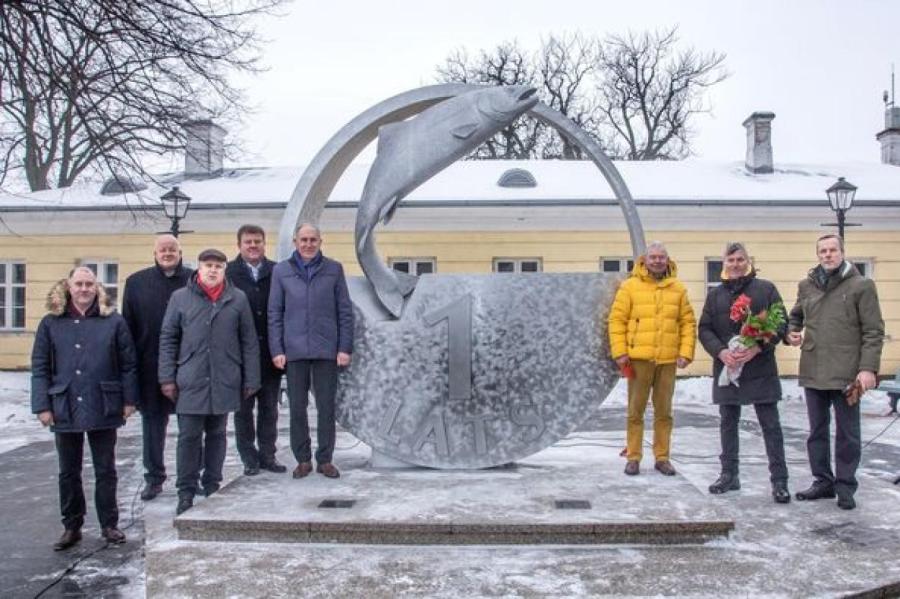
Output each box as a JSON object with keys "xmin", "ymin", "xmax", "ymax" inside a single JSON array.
[
  {"xmin": 705, "ymin": 258, "xmax": 724, "ymax": 295},
  {"xmin": 599, "ymin": 257, "xmax": 634, "ymax": 274},
  {"xmin": 80, "ymin": 259, "xmax": 120, "ymax": 303},
  {"xmin": 0, "ymin": 261, "xmax": 26, "ymax": 331},
  {"xmin": 849, "ymin": 258, "xmax": 874, "ymax": 279},
  {"xmin": 492, "ymin": 258, "xmax": 542, "ymax": 273},
  {"xmin": 388, "ymin": 257, "xmax": 437, "ymax": 276}
]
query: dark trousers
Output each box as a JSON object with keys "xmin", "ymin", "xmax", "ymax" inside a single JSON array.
[
  {"xmin": 234, "ymin": 373, "xmax": 282, "ymax": 467},
  {"xmin": 804, "ymin": 387, "xmax": 861, "ymax": 496},
  {"xmin": 286, "ymin": 359, "xmax": 337, "ymax": 464},
  {"xmin": 719, "ymin": 402, "xmax": 788, "ymax": 482},
  {"xmin": 141, "ymin": 411, "xmax": 170, "ymax": 485},
  {"xmin": 176, "ymin": 414, "xmax": 228, "ymax": 496},
  {"xmin": 55, "ymin": 428, "xmax": 119, "ymax": 531}
]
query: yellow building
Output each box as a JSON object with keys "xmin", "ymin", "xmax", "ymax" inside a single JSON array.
[{"xmin": 2, "ymin": 118, "xmax": 899, "ymax": 376}]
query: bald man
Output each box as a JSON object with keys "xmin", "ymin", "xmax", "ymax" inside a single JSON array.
[{"xmin": 122, "ymin": 235, "xmax": 193, "ymax": 500}]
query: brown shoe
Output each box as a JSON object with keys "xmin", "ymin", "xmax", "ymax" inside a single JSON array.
[
  {"xmin": 316, "ymin": 462, "xmax": 340, "ymax": 478},
  {"xmin": 101, "ymin": 527, "xmax": 126, "ymax": 544},
  {"xmin": 624, "ymin": 460, "xmax": 640, "ymax": 476},
  {"xmin": 292, "ymin": 461, "xmax": 313, "ymax": 479},
  {"xmin": 53, "ymin": 529, "xmax": 82, "ymax": 551},
  {"xmin": 654, "ymin": 460, "xmax": 677, "ymax": 476}
]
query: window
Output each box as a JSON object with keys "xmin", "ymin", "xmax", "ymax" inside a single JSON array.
[
  {"xmin": 81, "ymin": 260, "xmax": 119, "ymax": 303},
  {"xmin": 705, "ymin": 259, "xmax": 723, "ymax": 294},
  {"xmin": 0, "ymin": 262, "xmax": 26, "ymax": 330},
  {"xmin": 493, "ymin": 258, "xmax": 542, "ymax": 273},
  {"xmin": 850, "ymin": 259, "xmax": 873, "ymax": 279},
  {"xmin": 600, "ymin": 258, "xmax": 635, "ymax": 274},
  {"xmin": 389, "ymin": 257, "xmax": 436, "ymax": 276}
]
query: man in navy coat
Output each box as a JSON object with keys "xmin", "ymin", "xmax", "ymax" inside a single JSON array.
[{"xmin": 268, "ymin": 223, "xmax": 353, "ymax": 479}]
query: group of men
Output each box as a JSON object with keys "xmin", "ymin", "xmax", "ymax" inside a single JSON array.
[
  {"xmin": 32, "ymin": 223, "xmax": 353, "ymax": 549},
  {"xmin": 608, "ymin": 235, "xmax": 884, "ymax": 510},
  {"xmin": 32, "ymin": 227, "xmax": 885, "ymax": 551}
]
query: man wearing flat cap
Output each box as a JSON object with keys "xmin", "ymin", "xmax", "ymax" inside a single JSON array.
[{"xmin": 159, "ymin": 249, "xmax": 260, "ymax": 515}]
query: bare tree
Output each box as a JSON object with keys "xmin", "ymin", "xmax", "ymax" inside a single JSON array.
[
  {"xmin": 0, "ymin": 0, "xmax": 284, "ymax": 192},
  {"xmin": 595, "ymin": 28, "xmax": 728, "ymax": 160},
  {"xmin": 435, "ymin": 28, "xmax": 727, "ymax": 161}
]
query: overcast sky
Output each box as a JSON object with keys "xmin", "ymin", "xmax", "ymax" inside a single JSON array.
[{"xmin": 217, "ymin": 0, "xmax": 899, "ymax": 170}]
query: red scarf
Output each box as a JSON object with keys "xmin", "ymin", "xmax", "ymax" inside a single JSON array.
[{"xmin": 197, "ymin": 278, "xmax": 225, "ymax": 302}]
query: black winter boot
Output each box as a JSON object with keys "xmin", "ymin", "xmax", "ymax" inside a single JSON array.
[
  {"xmin": 708, "ymin": 472, "xmax": 740, "ymax": 495},
  {"xmin": 772, "ymin": 480, "xmax": 791, "ymax": 504}
]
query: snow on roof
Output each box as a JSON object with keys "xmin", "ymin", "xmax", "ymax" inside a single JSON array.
[{"xmin": 2, "ymin": 159, "xmax": 900, "ymax": 210}]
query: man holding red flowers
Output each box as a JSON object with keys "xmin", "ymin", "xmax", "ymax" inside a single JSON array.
[
  {"xmin": 787, "ymin": 234, "xmax": 884, "ymax": 510},
  {"xmin": 698, "ymin": 242, "xmax": 791, "ymax": 504}
]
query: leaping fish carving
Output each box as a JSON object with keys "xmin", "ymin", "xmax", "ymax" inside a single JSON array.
[{"xmin": 355, "ymin": 85, "xmax": 539, "ymax": 317}]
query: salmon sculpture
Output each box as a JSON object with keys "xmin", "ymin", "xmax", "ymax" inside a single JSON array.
[{"xmin": 355, "ymin": 85, "xmax": 539, "ymax": 318}]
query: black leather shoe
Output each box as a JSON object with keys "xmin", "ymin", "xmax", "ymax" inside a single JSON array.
[
  {"xmin": 101, "ymin": 527, "xmax": 126, "ymax": 544},
  {"xmin": 260, "ymin": 459, "xmax": 287, "ymax": 474},
  {"xmin": 140, "ymin": 483, "xmax": 163, "ymax": 501},
  {"xmin": 176, "ymin": 493, "xmax": 194, "ymax": 515},
  {"xmin": 708, "ymin": 472, "xmax": 740, "ymax": 495},
  {"xmin": 244, "ymin": 465, "xmax": 260, "ymax": 476},
  {"xmin": 837, "ymin": 494, "xmax": 856, "ymax": 510},
  {"xmin": 53, "ymin": 529, "xmax": 82, "ymax": 551},
  {"xmin": 203, "ymin": 484, "xmax": 220, "ymax": 497},
  {"xmin": 795, "ymin": 482, "xmax": 836, "ymax": 501},
  {"xmin": 772, "ymin": 480, "xmax": 791, "ymax": 504}
]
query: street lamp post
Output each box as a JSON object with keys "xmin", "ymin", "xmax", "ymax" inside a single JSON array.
[
  {"xmin": 822, "ymin": 176, "xmax": 860, "ymax": 239},
  {"xmin": 160, "ymin": 186, "xmax": 192, "ymax": 237}
]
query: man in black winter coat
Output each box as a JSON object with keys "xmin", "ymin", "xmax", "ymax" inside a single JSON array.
[
  {"xmin": 226, "ymin": 225, "xmax": 286, "ymax": 475},
  {"xmin": 122, "ymin": 235, "xmax": 192, "ymax": 500},
  {"xmin": 32, "ymin": 267, "xmax": 139, "ymax": 550}
]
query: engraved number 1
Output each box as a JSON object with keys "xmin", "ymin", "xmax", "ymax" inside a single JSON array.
[{"xmin": 423, "ymin": 295, "xmax": 472, "ymax": 401}]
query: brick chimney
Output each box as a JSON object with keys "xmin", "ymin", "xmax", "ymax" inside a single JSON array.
[
  {"xmin": 742, "ymin": 112, "xmax": 775, "ymax": 174},
  {"xmin": 876, "ymin": 106, "xmax": 900, "ymax": 166},
  {"xmin": 183, "ymin": 119, "xmax": 226, "ymax": 177}
]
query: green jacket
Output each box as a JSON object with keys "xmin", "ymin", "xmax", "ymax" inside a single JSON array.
[{"xmin": 788, "ymin": 262, "xmax": 884, "ymax": 390}]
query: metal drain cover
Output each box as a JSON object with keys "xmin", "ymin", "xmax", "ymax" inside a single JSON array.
[
  {"xmin": 554, "ymin": 499, "xmax": 591, "ymax": 509},
  {"xmin": 318, "ymin": 499, "xmax": 356, "ymax": 509}
]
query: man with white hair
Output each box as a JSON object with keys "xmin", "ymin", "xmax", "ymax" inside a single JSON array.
[
  {"xmin": 608, "ymin": 241, "xmax": 696, "ymax": 477},
  {"xmin": 122, "ymin": 234, "xmax": 193, "ymax": 501}
]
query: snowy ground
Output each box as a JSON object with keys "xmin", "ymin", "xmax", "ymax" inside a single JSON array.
[{"xmin": 3, "ymin": 370, "xmax": 900, "ymax": 598}]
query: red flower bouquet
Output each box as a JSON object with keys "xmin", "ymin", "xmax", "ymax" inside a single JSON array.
[
  {"xmin": 730, "ymin": 294, "xmax": 785, "ymax": 348},
  {"xmin": 718, "ymin": 294, "xmax": 785, "ymax": 387}
]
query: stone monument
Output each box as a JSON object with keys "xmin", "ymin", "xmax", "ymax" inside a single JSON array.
[{"xmin": 279, "ymin": 84, "xmax": 646, "ymax": 469}]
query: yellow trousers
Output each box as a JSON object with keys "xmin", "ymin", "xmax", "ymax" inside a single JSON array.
[{"xmin": 626, "ymin": 360, "xmax": 676, "ymax": 461}]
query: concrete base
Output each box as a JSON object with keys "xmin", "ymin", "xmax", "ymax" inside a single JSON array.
[{"xmin": 174, "ymin": 437, "xmax": 732, "ymax": 545}]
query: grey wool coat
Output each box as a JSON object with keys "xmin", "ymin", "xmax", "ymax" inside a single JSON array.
[
  {"xmin": 158, "ymin": 274, "xmax": 261, "ymax": 415},
  {"xmin": 788, "ymin": 261, "xmax": 884, "ymax": 390}
]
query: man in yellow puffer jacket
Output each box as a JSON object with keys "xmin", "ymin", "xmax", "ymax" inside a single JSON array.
[{"xmin": 608, "ymin": 242, "xmax": 696, "ymax": 476}]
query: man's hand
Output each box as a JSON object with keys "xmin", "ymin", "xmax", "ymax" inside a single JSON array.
[
  {"xmin": 732, "ymin": 345, "xmax": 761, "ymax": 365},
  {"xmin": 243, "ymin": 387, "xmax": 257, "ymax": 400},
  {"xmin": 272, "ymin": 355, "xmax": 286, "ymax": 370},
  {"xmin": 857, "ymin": 370, "xmax": 877, "ymax": 392},
  {"xmin": 161, "ymin": 383, "xmax": 178, "ymax": 402},
  {"xmin": 718, "ymin": 349, "xmax": 738, "ymax": 368},
  {"xmin": 123, "ymin": 405, "xmax": 136, "ymax": 419},
  {"xmin": 676, "ymin": 357, "xmax": 691, "ymax": 369},
  {"xmin": 615, "ymin": 355, "xmax": 631, "ymax": 368},
  {"xmin": 786, "ymin": 331, "xmax": 803, "ymax": 347},
  {"xmin": 37, "ymin": 411, "xmax": 54, "ymax": 427},
  {"xmin": 337, "ymin": 352, "xmax": 351, "ymax": 367}
]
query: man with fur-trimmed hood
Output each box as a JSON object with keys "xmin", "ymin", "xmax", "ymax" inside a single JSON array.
[{"xmin": 31, "ymin": 266, "xmax": 139, "ymax": 551}]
